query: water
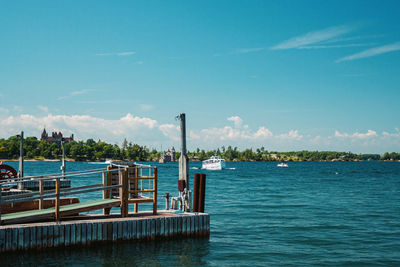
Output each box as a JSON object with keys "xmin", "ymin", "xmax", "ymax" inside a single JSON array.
[{"xmin": 1, "ymin": 161, "xmax": 400, "ymax": 266}]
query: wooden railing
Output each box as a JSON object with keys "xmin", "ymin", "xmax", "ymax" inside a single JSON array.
[{"xmin": 0, "ymin": 165, "xmax": 158, "ymax": 225}]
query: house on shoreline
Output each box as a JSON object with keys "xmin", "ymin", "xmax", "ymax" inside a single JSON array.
[{"xmin": 40, "ymin": 128, "xmax": 74, "ymax": 145}]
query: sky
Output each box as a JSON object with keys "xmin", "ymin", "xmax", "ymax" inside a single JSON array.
[{"xmin": 0, "ymin": 0, "xmax": 399, "ymax": 153}]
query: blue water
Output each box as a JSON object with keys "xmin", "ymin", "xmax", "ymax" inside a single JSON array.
[{"xmin": 1, "ymin": 161, "xmax": 400, "ymax": 266}]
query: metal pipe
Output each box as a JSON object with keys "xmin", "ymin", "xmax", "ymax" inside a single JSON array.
[
  {"xmin": 61, "ymin": 140, "xmax": 66, "ymax": 180},
  {"xmin": 164, "ymin": 192, "xmax": 170, "ymax": 210},
  {"xmin": 18, "ymin": 131, "xmax": 24, "ymax": 178}
]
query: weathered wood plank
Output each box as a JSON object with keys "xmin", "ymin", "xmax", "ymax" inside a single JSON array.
[
  {"xmin": 76, "ymin": 223, "xmax": 82, "ymax": 244},
  {"xmin": 112, "ymin": 222, "xmax": 117, "ymax": 241},
  {"xmin": 59, "ymin": 225, "xmax": 65, "ymax": 247},
  {"xmin": 133, "ymin": 220, "xmax": 137, "ymax": 240},
  {"xmin": 0, "ymin": 228, "xmax": 5, "ymax": 252},
  {"xmin": 137, "ymin": 219, "xmax": 142, "ymax": 239},
  {"xmin": 164, "ymin": 216, "xmax": 170, "ymax": 237},
  {"xmin": 123, "ymin": 221, "xmax": 128, "ymax": 240},
  {"xmin": 151, "ymin": 218, "xmax": 156, "ymax": 240},
  {"xmin": 48, "ymin": 225, "xmax": 54, "ymax": 248},
  {"xmin": 41, "ymin": 226, "xmax": 47, "ymax": 248},
  {"xmin": 18, "ymin": 227, "xmax": 24, "ymax": 250},
  {"xmin": 36, "ymin": 225, "xmax": 42, "ymax": 249},
  {"xmin": 65, "ymin": 224, "xmax": 71, "ymax": 246},
  {"xmin": 82, "ymin": 223, "xmax": 87, "ymax": 245},
  {"xmin": 6, "ymin": 229, "xmax": 12, "ymax": 251},
  {"xmin": 54, "ymin": 225, "xmax": 59, "ymax": 247}
]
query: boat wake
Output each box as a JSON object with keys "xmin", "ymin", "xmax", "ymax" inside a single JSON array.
[{"xmin": 228, "ymin": 167, "xmax": 236, "ymax": 170}]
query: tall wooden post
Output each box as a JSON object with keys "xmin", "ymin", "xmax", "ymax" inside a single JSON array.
[
  {"xmin": 39, "ymin": 179, "xmax": 44, "ymax": 210},
  {"xmin": 103, "ymin": 167, "xmax": 111, "ymax": 215},
  {"xmin": 153, "ymin": 168, "xmax": 158, "ymax": 215},
  {"xmin": 119, "ymin": 168, "xmax": 128, "ymax": 217}
]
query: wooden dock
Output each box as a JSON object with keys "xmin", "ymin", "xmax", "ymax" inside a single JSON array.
[
  {"xmin": 1, "ymin": 165, "xmax": 211, "ymax": 253},
  {"xmin": 0, "ymin": 211, "xmax": 210, "ymax": 252}
]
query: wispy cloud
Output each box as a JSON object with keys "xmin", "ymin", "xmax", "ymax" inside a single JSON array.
[
  {"xmin": 298, "ymin": 43, "xmax": 373, "ymax": 49},
  {"xmin": 139, "ymin": 104, "xmax": 154, "ymax": 111},
  {"xmin": 335, "ymin": 41, "xmax": 400, "ymax": 62},
  {"xmin": 270, "ymin": 25, "xmax": 355, "ymax": 50},
  {"xmin": 58, "ymin": 89, "xmax": 95, "ymax": 100},
  {"xmin": 335, "ymin": 129, "xmax": 378, "ymax": 139},
  {"xmin": 37, "ymin": 105, "xmax": 49, "ymax": 112},
  {"xmin": 96, "ymin": 51, "xmax": 136, "ymax": 56},
  {"xmin": 233, "ymin": 47, "xmax": 267, "ymax": 54}
]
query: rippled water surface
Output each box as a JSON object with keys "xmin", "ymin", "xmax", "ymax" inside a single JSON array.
[{"xmin": 2, "ymin": 161, "xmax": 400, "ymax": 266}]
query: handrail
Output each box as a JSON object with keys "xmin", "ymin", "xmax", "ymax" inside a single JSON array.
[
  {"xmin": 0, "ymin": 166, "xmax": 158, "ymax": 224},
  {"xmin": 0, "ymin": 168, "xmax": 122, "ymax": 185}
]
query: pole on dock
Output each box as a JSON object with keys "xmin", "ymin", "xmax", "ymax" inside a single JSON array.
[
  {"xmin": 177, "ymin": 113, "xmax": 190, "ymax": 211},
  {"xmin": 177, "ymin": 113, "xmax": 189, "ymax": 189},
  {"xmin": 18, "ymin": 131, "xmax": 24, "ymax": 178},
  {"xmin": 61, "ymin": 140, "xmax": 66, "ymax": 179}
]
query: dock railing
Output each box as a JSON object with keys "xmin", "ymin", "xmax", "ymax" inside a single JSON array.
[{"xmin": 0, "ymin": 165, "xmax": 157, "ymax": 225}]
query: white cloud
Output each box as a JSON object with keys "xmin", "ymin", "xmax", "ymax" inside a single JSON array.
[
  {"xmin": 0, "ymin": 113, "xmax": 159, "ymax": 144},
  {"xmin": 13, "ymin": 106, "xmax": 23, "ymax": 113},
  {"xmin": 139, "ymin": 104, "xmax": 154, "ymax": 111},
  {"xmin": 335, "ymin": 129, "xmax": 377, "ymax": 139},
  {"xmin": 277, "ymin": 130, "xmax": 303, "ymax": 140},
  {"xmin": 96, "ymin": 51, "xmax": 136, "ymax": 56},
  {"xmin": 271, "ymin": 25, "xmax": 354, "ymax": 50},
  {"xmin": 0, "ymin": 107, "xmax": 9, "ymax": 115},
  {"xmin": 159, "ymin": 124, "xmax": 180, "ymax": 141},
  {"xmin": 37, "ymin": 105, "xmax": 49, "ymax": 113},
  {"xmin": 234, "ymin": 47, "xmax": 267, "ymax": 54},
  {"xmin": 58, "ymin": 89, "xmax": 95, "ymax": 100},
  {"xmin": 336, "ymin": 41, "xmax": 400, "ymax": 62},
  {"xmin": 254, "ymin": 127, "xmax": 273, "ymax": 139},
  {"xmin": 1, "ymin": 112, "xmax": 399, "ymax": 153},
  {"xmin": 227, "ymin": 116, "xmax": 243, "ymax": 128},
  {"xmin": 298, "ymin": 43, "xmax": 373, "ymax": 49}
]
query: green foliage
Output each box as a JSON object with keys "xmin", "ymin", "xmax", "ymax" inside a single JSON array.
[{"xmin": 0, "ymin": 134, "xmax": 399, "ymax": 162}]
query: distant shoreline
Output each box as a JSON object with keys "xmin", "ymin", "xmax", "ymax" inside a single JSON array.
[{"xmin": 1, "ymin": 158, "xmax": 399, "ymax": 163}]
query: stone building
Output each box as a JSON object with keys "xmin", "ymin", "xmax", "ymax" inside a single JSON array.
[
  {"xmin": 158, "ymin": 147, "xmax": 176, "ymax": 163},
  {"xmin": 40, "ymin": 128, "xmax": 74, "ymax": 145}
]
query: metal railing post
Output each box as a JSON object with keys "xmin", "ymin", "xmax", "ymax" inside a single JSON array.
[
  {"xmin": 39, "ymin": 179, "xmax": 44, "ymax": 210},
  {"xmin": 55, "ymin": 178, "xmax": 60, "ymax": 221},
  {"xmin": 0, "ymin": 188, "xmax": 2, "ymax": 225}
]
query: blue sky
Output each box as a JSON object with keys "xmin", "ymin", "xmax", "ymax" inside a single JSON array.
[{"xmin": 1, "ymin": 1, "xmax": 399, "ymax": 153}]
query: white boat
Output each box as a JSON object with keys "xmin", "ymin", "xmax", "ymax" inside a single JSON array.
[
  {"xmin": 277, "ymin": 162, "xmax": 288, "ymax": 167},
  {"xmin": 202, "ymin": 156, "xmax": 226, "ymax": 170}
]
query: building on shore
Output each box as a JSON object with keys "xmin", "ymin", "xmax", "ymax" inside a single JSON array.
[
  {"xmin": 159, "ymin": 147, "xmax": 176, "ymax": 163},
  {"xmin": 40, "ymin": 128, "xmax": 74, "ymax": 145}
]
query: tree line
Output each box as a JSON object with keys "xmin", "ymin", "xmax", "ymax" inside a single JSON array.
[{"xmin": 0, "ymin": 136, "xmax": 399, "ymax": 162}]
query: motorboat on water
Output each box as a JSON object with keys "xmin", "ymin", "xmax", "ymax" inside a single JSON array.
[
  {"xmin": 277, "ymin": 162, "xmax": 288, "ymax": 167},
  {"xmin": 202, "ymin": 156, "xmax": 226, "ymax": 170}
]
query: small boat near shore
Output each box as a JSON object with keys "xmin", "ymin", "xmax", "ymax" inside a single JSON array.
[
  {"xmin": 202, "ymin": 156, "xmax": 226, "ymax": 170},
  {"xmin": 277, "ymin": 162, "xmax": 288, "ymax": 167}
]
